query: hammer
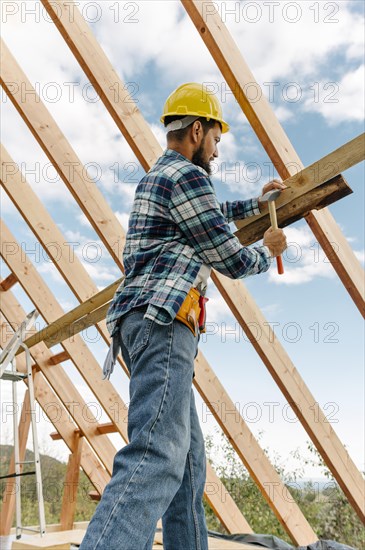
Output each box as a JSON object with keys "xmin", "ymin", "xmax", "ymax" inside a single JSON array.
[{"xmin": 260, "ymin": 189, "xmax": 284, "ymax": 275}]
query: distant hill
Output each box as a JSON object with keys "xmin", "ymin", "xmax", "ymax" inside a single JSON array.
[{"xmin": 0, "ymin": 445, "xmax": 98, "ymax": 528}]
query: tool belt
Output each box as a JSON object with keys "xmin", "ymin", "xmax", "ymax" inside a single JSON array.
[{"xmin": 175, "ymin": 287, "xmax": 209, "ymax": 336}]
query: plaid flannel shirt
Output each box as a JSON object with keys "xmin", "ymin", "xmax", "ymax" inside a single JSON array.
[{"xmin": 106, "ymin": 149, "xmax": 271, "ymax": 337}]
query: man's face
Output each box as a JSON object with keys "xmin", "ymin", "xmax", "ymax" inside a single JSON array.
[{"xmin": 192, "ymin": 122, "xmax": 221, "ymax": 175}]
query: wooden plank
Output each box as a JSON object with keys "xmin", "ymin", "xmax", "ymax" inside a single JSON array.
[
  {"xmin": 11, "ymin": 529, "xmax": 85, "ymax": 549},
  {"xmin": 0, "ymin": 390, "xmax": 31, "ymax": 536},
  {"xmin": 43, "ymin": 302, "xmax": 111, "ymax": 348},
  {"xmin": 205, "ymin": 462, "xmax": 252, "ymax": 534},
  {"xmin": 181, "ymin": 0, "xmax": 364, "ymax": 317},
  {"xmin": 96, "ymin": 422, "xmax": 116, "ymax": 435},
  {"xmin": 235, "ymin": 174, "xmax": 350, "ymax": 245},
  {"xmin": 306, "ymin": 207, "xmax": 365, "ymax": 317},
  {"xmin": 60, "ymin": 434, "xmax": 83, "ymax": 531},
  {"xmin": 0, "ymin": 39, "xmax": 125, "ymax": 267},
  {"xmin": 48, "ymin": 351, "xmax": 70, "ymax": 366},
  {"xmin": 235, "ymin": 132, "xmax": 364, "ymax": 236},
  {"xmin": 0, "ymin": 273, "xmax": 18, "ymax": 292},
  {"xmin": 41, "ymin": 0, "xmax": 161, "ymax": 172},
  {"xmin": 212, "ymin": 271, "xmax": 365, "ymax": 522},
  {"xmin": 0, "ymin": 308, "xmax": 109, "ymax": 496}
]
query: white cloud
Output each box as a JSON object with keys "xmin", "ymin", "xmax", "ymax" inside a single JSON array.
[
  {"xmin": 274, "ymin": 105, "xmax": 294, "ymax": 123},
  {"xmin": 354, "ymin": 250, "xmax": 365, "ymax": 264},
  {"xmin": 303, "ymin": 65, "xmax": 365, "ymax": 125},
  {"xmin": 268, "ymin": 225, "xmax": 338, "ymax": 285},
  {"xmin": 115, "ymin": 211, "xmax": 130, "ymax": 233},
  {"xmin": 37, "ymin": 262, "xmax": 67, "ymax": 284}
]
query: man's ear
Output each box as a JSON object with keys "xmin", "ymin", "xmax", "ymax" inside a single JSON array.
[{"xmin": 191, "ymin": 120, "xmax": 203, "ymax": 144}]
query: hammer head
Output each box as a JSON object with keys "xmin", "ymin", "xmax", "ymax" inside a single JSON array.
[{"xmin": 260, "ymin": 189, "xmax": 281, "ymax": 202}]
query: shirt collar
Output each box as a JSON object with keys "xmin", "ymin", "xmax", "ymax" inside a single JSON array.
[{"xmin": 163, "ymin": 148, "xmax": 209, "ymax": 177}]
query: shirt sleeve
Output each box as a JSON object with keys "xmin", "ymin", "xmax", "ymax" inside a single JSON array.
[
  {"xmin": 220, "ymin": 198, "xmax": 261, "ymax": 222},
  {"xmin": 169, "ymin": 170, "xmax": 271, "ymax": 279}
]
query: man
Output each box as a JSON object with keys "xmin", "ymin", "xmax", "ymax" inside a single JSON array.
[{"xmin": 80, "ymin": 83, "xmax": 287, "ymax": 550}]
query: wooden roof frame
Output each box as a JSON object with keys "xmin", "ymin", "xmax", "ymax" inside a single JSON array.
[{"xmin": 1, "ymin": 0, "xmax": 364, "ymax": 544}]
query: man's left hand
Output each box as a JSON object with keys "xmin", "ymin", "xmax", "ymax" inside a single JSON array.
[{"xmin": 258, "ymin": 179, "xmax": 287, "ymax": 212}]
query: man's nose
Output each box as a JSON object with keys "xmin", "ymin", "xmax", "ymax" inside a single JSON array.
[{"xmin": 213, "ymin": 147, "xmax": 219, "ymax": 158}]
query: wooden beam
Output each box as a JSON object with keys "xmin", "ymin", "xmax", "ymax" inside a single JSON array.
[
  {"xmin": 0, "ymin": 38, "xmax": 125, "ymax": 267},
  {"xmin": 40, "ymin": 0, "xmax": 161, "ymax": 172},
  {"xmin": 48, "ymin": 351, "xmax": 70, "ymax": 366},
  {"xmin": 236, "ymin": 175, "xmax": 350, "ymax": 246},
  {"xmin": 0, "ymin": 390, "xmax": 31, "ymax": 536},
  {"xmin": 96, "ymin": 422, "xmax": 116, "ymax": 435},
  {"xmin": 10, "ymin": 529, "xmax": 86, "ymax": 549},
  {"xmin": 0, "ymin": 309, "xmax": 110, "ymax": 495},
  {"xmin": 181, "ymin": 0, "xmax": 364, "ymax": 317},
  {"xmin": 60, "ymin": 434, "xmax": 84, "ymax": 531},
  {"xmin": 205, "ymin": 461, "xmax": 252, "ymax": 534},
  {"xmin": 50, "ymin": 431, "xmax": 64, "ymax": 441},
  {"xmin": 0, "ymin": 273, "xmax": 18, "ymax": 292},
  {"xmin": 88, "ymin": 491, "xmax": 100, "ymax": 502},
  {"xmin": 212, "ymin": 271, "xmax": 365, "ymax": 522},
  {"xmin": 43, "ymin": 302, "xmax": 111, "ymax": 348},
  {"xmin": 235, "ymin": 132, "xmax": 365, "ymax": 242}
]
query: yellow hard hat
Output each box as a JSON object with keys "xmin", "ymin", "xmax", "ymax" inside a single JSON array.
[{"xmin": 160, "ymin": 82, "xmax": 230, "ymax": 133}]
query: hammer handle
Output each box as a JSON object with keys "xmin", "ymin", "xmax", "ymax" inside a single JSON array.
[{"xmin": 268, "ymin": 201, "xmax": 284, "ymax": 275}]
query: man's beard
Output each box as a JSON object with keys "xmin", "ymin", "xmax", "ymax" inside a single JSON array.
[{"xmin": 192, "ymin": 137, "xmax": 212, "ymax": 175}]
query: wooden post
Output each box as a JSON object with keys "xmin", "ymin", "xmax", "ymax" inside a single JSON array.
[
  {"xmin": 0, "ymin": 390, "xmax": 31, "ymax": 535},
  {"xmin": 60, "ymin": 434, "xmax": 84, "ymax": 531}
]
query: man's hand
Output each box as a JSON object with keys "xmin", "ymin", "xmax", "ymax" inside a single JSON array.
[
  {"xmin": 263, "ymin": 227, "xmax": 287, "ymax": 258},
  {"xmin": 258, "ymin": 178, "xmax": 287, "ymax": 212}
]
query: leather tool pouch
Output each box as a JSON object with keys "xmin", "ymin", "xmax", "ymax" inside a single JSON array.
[{"xmin": 175, "ymin": 287, "xmax": 201, "ymax": 336}]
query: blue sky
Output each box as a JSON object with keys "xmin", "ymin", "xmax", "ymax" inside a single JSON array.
[{"xmin": 1, "ymin": 0, "xmax": 364, "ymax": 485}]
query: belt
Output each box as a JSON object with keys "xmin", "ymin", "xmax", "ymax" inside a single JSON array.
[{"xmin": 175, "ymin": 287, "xmax": 209, "ymax": 336}]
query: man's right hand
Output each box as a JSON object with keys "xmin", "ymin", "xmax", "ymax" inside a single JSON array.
[{"xmin": 263, "ymin": 227, "xmax": 287, "ymax": 258}]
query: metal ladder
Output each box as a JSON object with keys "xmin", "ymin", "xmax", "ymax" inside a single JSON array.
[{"xmin": 0, "ymin": 310, "xmax": 46, "ymax": 539}]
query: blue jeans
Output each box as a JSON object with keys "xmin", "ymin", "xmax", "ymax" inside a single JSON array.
[{"xmin": 80, "ymin": 308, "xmax": 209, "ymax": 550}]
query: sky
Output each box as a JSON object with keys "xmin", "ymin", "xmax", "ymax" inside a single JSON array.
[{"xmin": 1, "ymin": 0, "xmax": 364, "ymax": 501}]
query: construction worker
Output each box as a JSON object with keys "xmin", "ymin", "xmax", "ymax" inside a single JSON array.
[{"xmin": 80, "ymin": 83, "xmax": 287, "ymax": 550}]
